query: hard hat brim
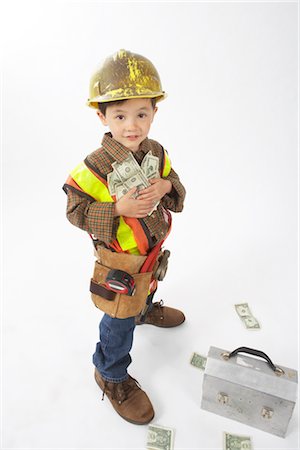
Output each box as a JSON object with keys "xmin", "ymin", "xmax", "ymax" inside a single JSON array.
[{"xmin": 87, "ymin": 92, "xmax": 167, "ymax": 109}]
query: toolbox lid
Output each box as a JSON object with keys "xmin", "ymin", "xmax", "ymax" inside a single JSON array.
[{"xmin": 205, "ymin": 346, "xmax": 298, "ymax": 402}]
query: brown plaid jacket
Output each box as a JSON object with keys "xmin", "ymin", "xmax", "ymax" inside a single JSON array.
[{"xmin": 64, "ymin": 132, "xmax": 186, "ymax": 250}]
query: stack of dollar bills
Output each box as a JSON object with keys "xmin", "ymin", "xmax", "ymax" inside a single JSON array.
[{"xmin": 107, "ymin": 151, "xmax": 160, "ymax": 215}]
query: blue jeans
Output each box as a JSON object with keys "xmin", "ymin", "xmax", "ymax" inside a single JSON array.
[
  {"xmin": 93, "ymin": 292, "xmax": 155, "ymax": 382},
  {"xmin": 93, "ymin": 314, "xmax": 136, "ymax": 382}
]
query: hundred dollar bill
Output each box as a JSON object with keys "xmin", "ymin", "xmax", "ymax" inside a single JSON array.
[
  {"xmin": 223, "ymin": 432, "xmax": 252, "ymax": 450},
  {"xmin": 147, "ymin": 424, "xmax": 174, "ymax": 450},
  {"xmin": 190, "ymin": 352, "xmax": 207, "ymax": 370},
  {"xmin": 235, "ymin": 303, "xmax": 260, "ymax": 330}
]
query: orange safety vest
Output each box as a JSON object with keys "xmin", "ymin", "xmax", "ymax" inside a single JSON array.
[{"xmin": 64, "ymin": 149, "xmax": 172, "ymax": 256}]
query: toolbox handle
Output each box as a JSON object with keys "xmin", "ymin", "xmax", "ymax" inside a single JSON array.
[{"xmin": 225, "ymin": 347, "xmax": 284, "ymax": 375}]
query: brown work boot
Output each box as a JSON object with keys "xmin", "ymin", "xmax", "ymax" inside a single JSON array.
[
  {"xmin": 94, "ymin": 368, "xmax": 154, "ymax": 425},
  {"xmin": 135, "ymin": 300, "xmax": 185, "ymax": 327}
]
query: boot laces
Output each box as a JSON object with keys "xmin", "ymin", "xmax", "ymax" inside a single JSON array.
[
  {"xmin": 154, "ymin": 299, "xmax": 164, "ymax": 319},
  {"xmin": 102, "ymin": 376, "xmax": 141, "ymax": 404}
]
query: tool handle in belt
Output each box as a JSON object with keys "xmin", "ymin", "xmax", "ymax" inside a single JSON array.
[
  {"xmin": 138, "ymin": 243, "xmax": 162, "ymax": 322},
  {"xmin": 139, "ymin": 210, "xmax": 172, "ymax": 320},
  {"xmin": 139, "ymin": 289, "xmax": 156, "ymax": 323},
  {"xmin": 140, "ymin": 208, "xmax": 172, "ymax": 274}
]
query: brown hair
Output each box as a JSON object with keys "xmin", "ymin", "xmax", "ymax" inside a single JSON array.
[{"xmin": 98, "ymin": 98, "xmax": 157, "ymax": 116}]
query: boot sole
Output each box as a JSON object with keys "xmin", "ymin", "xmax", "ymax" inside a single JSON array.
[
  {"xmin": 135, "ymin": 317, "xmax": 186, "ymax": 328},
  {"xmin": 94, "ymin": 369, "xmax": 155, "ymax": 425}
]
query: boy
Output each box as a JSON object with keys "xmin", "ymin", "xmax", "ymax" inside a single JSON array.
[{"xmin": 63, "ymin": 49, "xmax": 186, "ymax": 425}]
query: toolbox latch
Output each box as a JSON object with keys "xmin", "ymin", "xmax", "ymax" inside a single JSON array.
[
  {"xmin": 261, "ymin": 407, "xmax": 274, "ymax": 419},
  {"xmin": 217, "ymin": 392, "xmax": 229, "ymax": 405}
]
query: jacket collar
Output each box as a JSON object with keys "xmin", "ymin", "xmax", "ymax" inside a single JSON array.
[{"xmin": 101, "ymin": 132, "xmax": 151, "ymax": 163}]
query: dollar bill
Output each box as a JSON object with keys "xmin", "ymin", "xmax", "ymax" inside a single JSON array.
[
  {"xmin": 242, "ymin": 316, "xmax": 260, "ymax": 329},
  {"xmin": 190, "ymin": 352, "xmax": 207, "ymax": 370},
  {"xmin": 112, "ymin": 153, "xmax": 141, "ymax": 181},
  {"xmin": 141, "ymin": 153, "xmax": 159, "ymax": 214},
  {"xmin": 109, "ymin": 153, "xmax": 150, "ymax": 197},
  {"xmin": 147, "ymin": 424, "xmax": 174, "ymax": 450},
  {"xmin": 115, "ymin": 183, "xmax": 130, "ymax": 201},
  {"xmin": 107, "ymin": 151, "xmax": 160, "ymax": 216},
  {"xmin": 107, "ymin": 170, "xmax": 122, "ymax": 196},
  {"xmin": 126, "ymin": 173, "xmax": 148, "ymax": 190},
  {"xmin": 223, "ymin": 432, "xmax": 252, "ymax": 450},
  {"xmin": 141, "ymin": 151, "xmax": 160, "ymax": 179},
  {"xmin": 148, "ymin": 201, "xmax": 159, "ymax": 215},
  {"xmin": 235, "ymin": 303, "xmax": 260, "ymax": 330}
]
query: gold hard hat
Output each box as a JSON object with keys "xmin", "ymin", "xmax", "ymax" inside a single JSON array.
[{"xmin": 87, "ymin": 49, "xmax": 167, "ymax": 109}]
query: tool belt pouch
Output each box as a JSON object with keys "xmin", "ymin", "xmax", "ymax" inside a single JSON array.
[
  {"xmin": 90, "ymin": 247, "xmax": 152, "ymax": 319},
  {"xmin": 201, "ymin": 346, "xmax": 298, "ymax": 438}
]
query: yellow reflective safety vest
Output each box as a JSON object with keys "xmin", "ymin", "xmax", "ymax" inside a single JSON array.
[{"xmin": 64, "ymin": 149, "xmax": 172, "ymax": 255}]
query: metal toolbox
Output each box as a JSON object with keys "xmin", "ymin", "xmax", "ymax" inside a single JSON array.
[{"xmin": 201, "ymin": 346, "xmax": 298, "ymax": 437}]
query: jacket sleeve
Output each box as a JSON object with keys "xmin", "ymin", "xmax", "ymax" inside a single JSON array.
[
  {"xmin": 65, "ymin": 187, "xmax": 120, "ymax": 244},
  {"xmin": 160, "ymin": 167, "xmax": 186, "ymax": 212}
]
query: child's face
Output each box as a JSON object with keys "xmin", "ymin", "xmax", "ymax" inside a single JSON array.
[{"xmin": 97, "ymin": 98, "xmax": 157, "ymax": 152}]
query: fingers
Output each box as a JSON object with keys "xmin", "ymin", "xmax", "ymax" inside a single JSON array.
[
  {"xmin": 130, "ymin": 208, "xmax": 152, "ymax": 218},
  {"xmin": 124, "ymin": 187, "xmax": 137, "ymax": 198},
  {"xmin": 123, "ymin": 198, "xmax": 153, "ymax": 217},
  {"xmin": 149, "ymin": 178, "xmax": 160, "ymax": 184},
  {"xmin": 137, "ymin": 193, "xmax": 150, "ymax": 200},
  {"xmin": 138, "ymin": 180, "xmax": 161, "ymax": 198},
  {"xmin": 137, "ymin": 201, "xmax": 154, "ymax": 212},
  {"xmin": 137, "ymin": 188, "xmax": 157, "ymax": 200},
  {"xmin": 138, "ymin": 186, "xmax": 151, "ymax": 196},
  {"xmin": 136, "ymin": 198, "xmax": 155, "ymax": 215},
  {"xmin": 138, "ymin": 193, "xmax": 159, "ymax": 203}
]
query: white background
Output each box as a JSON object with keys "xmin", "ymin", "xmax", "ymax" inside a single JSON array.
[{"xmin": 1, "ymin": 1, "xmax": 299, "ymax": 449}]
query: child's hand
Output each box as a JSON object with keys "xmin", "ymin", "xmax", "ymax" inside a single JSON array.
[
  {"xmin": 114, "ymin": 187, "xmax": 155, "ymax": 218},
  {"xmin": 137, "ymin": 178, "xmax": 172, "ymax": 204}
]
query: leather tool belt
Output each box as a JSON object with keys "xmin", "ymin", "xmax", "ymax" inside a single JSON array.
[{"xmin": 90, "ymin": 247, "xmax": 153, "ymax": 319}]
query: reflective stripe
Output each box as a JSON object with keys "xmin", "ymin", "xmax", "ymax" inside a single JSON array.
[
  {"xmin": 162, "ymin": 150, "xmax": 171, "ymax": 177},
  {"xmin": 124, "ymin": 217, "xmax": 149, "ymax": 255},
  {"xmin": 69, "ymin": 162, "xmax": 144, "ymax": 255},
  {"xmin": 117, "ymin": 217, "xmax": 139, "ymax": 254},
  {"xmin": 71, "ymin": 162, "xmax": 112, "ymax": 202}
]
